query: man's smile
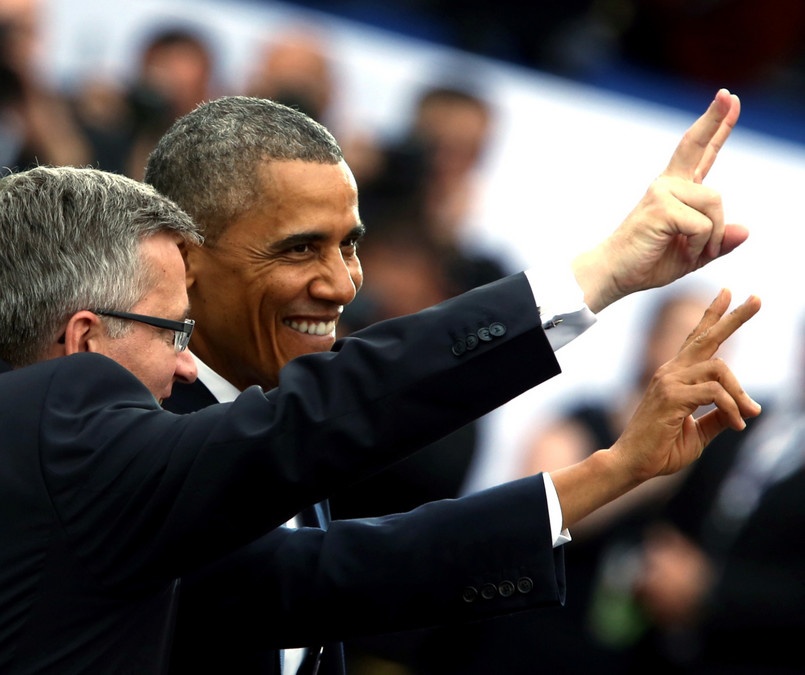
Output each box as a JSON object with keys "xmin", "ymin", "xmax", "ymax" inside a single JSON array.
[{"xmin": 283, "ymin": 318, "xmax": 337, "ymax": 336}]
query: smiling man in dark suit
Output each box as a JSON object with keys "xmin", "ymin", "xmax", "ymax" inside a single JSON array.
[
  {"xmin": 140, "ymin": 90, "xmax": 760, "ymax": 674},
  {"xmin": 0, "ymin": 140, "xmax": 759, "ymax": 673},
  {"xmin": 0, "ymin": 165, "xmax": 577, "ymax": 672}
]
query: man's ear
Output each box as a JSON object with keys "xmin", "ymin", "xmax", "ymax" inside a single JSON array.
[
  {"xmin": 56, "ymin": 311, "xmax": 107, "ymax": 357},
  {"xmin": 180, "ymin": 239, "xmax": 199, "ymax": 291}
]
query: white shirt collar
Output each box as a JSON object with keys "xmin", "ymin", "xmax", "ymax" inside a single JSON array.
[{"xmin": 191, "ymin": 351, "xmax": 241, "ymax": 403}]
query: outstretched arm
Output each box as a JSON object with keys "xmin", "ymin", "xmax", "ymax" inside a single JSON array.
[
  {"xmin": 573, "ymin": 89, "xmax": 746, "ymax": 313},
  {"xmin": 551, "ymin": 289, "xmax": 761, "ymax": 529}
]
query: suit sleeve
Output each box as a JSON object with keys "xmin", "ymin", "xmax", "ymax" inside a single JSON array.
[
  {"xmin": 172, "ymin": 474, "xmax": 565, "ymax": 654},
  {"xmin": 40, "ymin": 273, "xmax": 561, "ymax": 586}
]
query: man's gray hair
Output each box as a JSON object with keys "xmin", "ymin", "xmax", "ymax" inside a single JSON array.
[
  {"xmin": 144, "ymin": 96, "xmax": 344, "ymax": 245},
  {"xmin": 0, "ymin": 166, "xmax": 201, "ymax": 367}
]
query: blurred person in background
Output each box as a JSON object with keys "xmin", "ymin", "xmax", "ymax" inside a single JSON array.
[
  {"xmin": 0, "ymin": 0, "xmax": 89, "ymax": 173},
  {"xmin": 245, "ymin": 22, "xmax": 386, "ymax": 216},
  {"xmin": 355, "ymin": 82, "xmax": 510, "ymax": 293},
  {"xmin": 123, "ymin": 25, "xmax": 218, "ymax": 179},
  {"xmin": 621, "ymin": 315, "xmax": 805, "ymax": 674},
  {"xmin": 246, "ymin": 25, "xmax": 335, "ymax": 127},
  {"xmin": 69, "ymin": 76, "xmax": 138, "ymax": 175},
  {"xmin": 68, "ymin": 24, "xmax": 220, "ymax": 178}
]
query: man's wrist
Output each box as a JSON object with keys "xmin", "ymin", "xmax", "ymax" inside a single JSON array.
[
  {"xmin": 549, "ymin": 448, "xmax": 641, "ymax": 530},
  {"xmin": 570, "ymin": 244, "xmax": 619, "ymax": 314}
]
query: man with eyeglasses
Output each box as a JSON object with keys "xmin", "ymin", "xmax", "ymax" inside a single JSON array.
[{"xmin": 0, "ymin": 127, "xmax": 758, "ymax": 671}]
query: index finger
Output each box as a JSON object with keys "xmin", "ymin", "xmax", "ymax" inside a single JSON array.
[
  {"xmin": 679, "ymin": 291, "xmax": 761, "ymax": 363},
  {"xmin": 695, "ymin": 92, "xmax": 740, "ymax": 183},
  {"xmin": 664, "ymin": 89, "xmax": 739, "ymax": 181}
]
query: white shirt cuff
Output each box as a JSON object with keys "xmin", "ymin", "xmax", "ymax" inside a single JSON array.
[
  {"xmin": 524, "ymin": 267, "xmax": 596, "ymax": 351},
  {"xmin": 542, "ymin": 472, "xmax": 572, "ymax": 547}
]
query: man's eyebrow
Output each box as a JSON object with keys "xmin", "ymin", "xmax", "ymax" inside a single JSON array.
[
  {"xmin": 269, "ymin": 224, "xmax": 366, "ymax": 251},
  {"xmin": 169, "ymin": 305, "xmax": 192, "ymax": 323},
  {"xmin": 269, "ymin": 231, "xmax": 327, "ymax": 251}
]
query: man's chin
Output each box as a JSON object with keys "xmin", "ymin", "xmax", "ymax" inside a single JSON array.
[{"xmin": 283, "ymin": 336, "xmax": 336, "ymax": 363}]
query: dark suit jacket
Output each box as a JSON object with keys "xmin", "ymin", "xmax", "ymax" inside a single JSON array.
[
  {"xmin": 0, "ymin": 272, "xmax": 562, "ymax": 674},
  {"xmin": 164, "ymin": 379, "xmax": 341, "ymax": 672},
  {"xmin": 164, "ymin": 383, "xmax": 566, "ymax": 675}
]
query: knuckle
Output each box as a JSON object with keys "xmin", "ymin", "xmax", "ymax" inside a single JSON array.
[
  {"xmin": 653, "ymin": 363, "xmax": 672, "ymax": 380},
  {"xmin": 647, "ymin": 177, "xmax": 670, "ymax": 198},
  {"xmin": 651, "ymin": 373, "xmax": 675, "ymax": 400}
]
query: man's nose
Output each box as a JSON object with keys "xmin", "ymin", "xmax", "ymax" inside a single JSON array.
[
  {"xmin": 309, "ymin": 253, "xmax": 359, "ymax": 305},
  {"xmin": 174, "ymin": 348, "xmax": 198, "ymax": 384}
]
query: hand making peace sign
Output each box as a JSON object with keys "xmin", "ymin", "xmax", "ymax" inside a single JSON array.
[
  {"xmin": 572, "ymin": 89, "xmax": 747, "ymax": 313},
  {"xmin": 551, "ymin": 289, "xmax": 761, "ymax": 530}
]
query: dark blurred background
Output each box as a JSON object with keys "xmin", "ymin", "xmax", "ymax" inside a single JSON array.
[{"xmin": 278, "ymin": 0, "xmax": 805, "ymax": 144}]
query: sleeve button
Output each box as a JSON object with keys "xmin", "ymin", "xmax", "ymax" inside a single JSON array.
[
  {"xmin": 462, "ymin": 586, "xmax": 478, "ymax": 603},
  {"xmin": 489, "ymin": 322, "xmax": 507, "ymax": 337},
  {"xmin": 480, "ymin": 583, "xmax": 497, "ymax": 600},
  {"xmin": 498, "ymin": 580, "xmax": 515, "ymax": 597}
]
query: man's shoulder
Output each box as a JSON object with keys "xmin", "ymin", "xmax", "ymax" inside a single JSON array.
[
  {"xmin": 3, "ymin": 352, "xmax": 133, "ymax": 381},
  {"xmin": 1, "ymin": 353, "xmax": 150, "ymax": 407}
]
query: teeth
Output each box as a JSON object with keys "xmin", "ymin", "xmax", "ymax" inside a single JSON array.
[{"xmin": 285, "ymin": 319, "xmax": 336, "ymax": 336}]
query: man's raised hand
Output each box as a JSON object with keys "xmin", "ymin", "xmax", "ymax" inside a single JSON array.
[
  {"xmin": 573, "ymin": 89, "xmax": 748, "ymax": 313},
  {"xmin": 611, "ymin": 289, "xmax": 761, "ymax": 483},
  {"xmin": 550, "ymin": 289, "xmax": 760, "ymax": 530}
]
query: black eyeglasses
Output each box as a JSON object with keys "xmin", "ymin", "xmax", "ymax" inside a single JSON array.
[{"xmin": 93, "ymin": 310, "xmax": 195, "ymax": 353}]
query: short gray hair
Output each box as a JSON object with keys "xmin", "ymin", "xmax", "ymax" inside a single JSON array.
[
  {"xmin": 0, "ymin": 166, "xmax": 201, "ymax": 366},
  {"xmin": 144, "ymin": 96, "xmax": 344, "ymax": 244}
]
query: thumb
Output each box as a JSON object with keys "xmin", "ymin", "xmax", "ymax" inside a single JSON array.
[{"xmin": 714, "ymin": 223, "xmax": 749, "ymax": 258}]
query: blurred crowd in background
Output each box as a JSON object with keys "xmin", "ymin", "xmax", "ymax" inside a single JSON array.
[
  {"xmin": 285, "ymin": 0, "xmax": 805, "ymax": 143},
  {"xmin": 8, "ymin": 0, "xmax": 805, "ymax": 173},
  {"xmin": 1, "ymin": 0, "xmax": 804, "ymax": 673}
]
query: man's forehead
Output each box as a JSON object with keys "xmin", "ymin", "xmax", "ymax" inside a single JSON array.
[
  {"xmin": 218, "ymin": 161, "xmax": 361, "ymax": 243},
  {"xmin": 257, "ymin": 158, "xmax": 356, "ymax": 192},
  {"xmin": 140, "ymin": 234, "xmax": 190, "ymax": 305}
]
